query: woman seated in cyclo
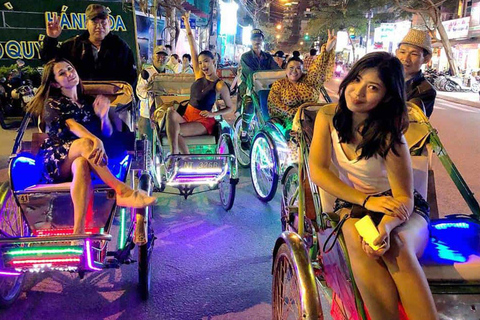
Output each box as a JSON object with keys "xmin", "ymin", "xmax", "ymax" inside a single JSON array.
[
  {"xmin": 309, "ymin": 52, "xmax": 437, "ymax": 320},
  {"xmin": 267, "ymin": 29, "xmax": 336, "ymax": 133},
  {"xmin": 165, "ymin": 11, "xmax": 234, "ymax": 154},
  {"xmin": 27, "ymin": 58, "xmax": 156, "ymax": 237}
]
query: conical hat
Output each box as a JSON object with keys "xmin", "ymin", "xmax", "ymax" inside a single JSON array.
[{"xmin": 400, "ymin": 29, "xmax": 432, "ymax": 55}]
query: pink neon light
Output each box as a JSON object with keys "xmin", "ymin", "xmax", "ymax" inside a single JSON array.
[
  {"xmin": 11, "ymin": 258, "xmax": 81, "ymax": 265},
  {"xmin": 0, "ymin": 270, "xmax": 22, "ymax": 276},
  {"xmin": 85, "ymin": 240, "xmax": 102, "ymax": 271},
  {"xmin": 34, "ymin": 228, "xmax": 99, "ymax": 237}
]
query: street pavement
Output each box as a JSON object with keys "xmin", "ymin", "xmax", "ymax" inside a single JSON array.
[{"xmin": 1, "ymin": 78, "xmax": 480, "ymax": 319}]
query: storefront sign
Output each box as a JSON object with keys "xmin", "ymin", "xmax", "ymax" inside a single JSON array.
[
  {"xmin": 441, "ymin": 17, "xmax": 470, "ymax": 39},
  {"xmin": 180, "ymin": 18, "xmax": 196, "ymax": 29},
  {"xmin": 0, "ymin": 0, "xmax": 136, "ymax": 67}
]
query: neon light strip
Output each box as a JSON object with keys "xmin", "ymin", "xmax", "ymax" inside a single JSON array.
[
  {"xmin": 177, "ymin": 168, "xmax": 223, "ymax": 174},
  {"xmin": 119, "ymin": 208, "xmax": 126, "ymax": 250},
  {"xmin": 35, "ymin": 228, "xmax": 98, "ymax": 236},
  {"xmin": 433, "ymin": 222, "xmax": 470, "ymax": 230},
  {"xmin": 0, "ymin": 270, "xmax": 22, "ymax": 276},
  {"xmin": 11, "ymin": 258, "xmax": 81, "ymax": 265},
  {"xmin": 6, "ymin": 248, "xmax": 83, "ymax": 256},
  {"xmin": 85, "ymin": 240, "xmax": 102, "ymax": 271}
]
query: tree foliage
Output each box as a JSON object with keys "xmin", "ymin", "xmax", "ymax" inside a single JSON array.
[{"xmin": 257, "ymin": 22, "xmax": 293, "ymax": 51}]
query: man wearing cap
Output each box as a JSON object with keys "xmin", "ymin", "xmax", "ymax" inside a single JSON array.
[
  {"xmin": 136, "ymin": 45, "xmax": 174, "ymax": 140},
  {"xmin": 238, "ymin": 28, "xmax": 280, "ymax": 148},
  {"xmin": 273, "ymin": 51, "xmax": 285, "ymax": 69},
  {"xmin": 40, "ymin": 4, "xmax": 137, "ymax": 88},
  {"xmin": 396, "ymin": 29, "xmax": 436, "ymax": 118}
]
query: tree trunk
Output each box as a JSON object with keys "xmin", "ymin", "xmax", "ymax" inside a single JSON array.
[
  {"xmin": 431, "ymin": 8, "xmax": 458, "ymax": 76},
  {"xmin": 167, "ymin": 8, "xmax": 177, "ymax": 51}
]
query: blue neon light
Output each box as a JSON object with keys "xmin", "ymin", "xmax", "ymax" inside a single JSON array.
[
  {"xmin": 433, "ymin": 222, "xmax": 470, "ymax": 230},
  {"xmin": 431, "ymin": 239, "xmax": 467, "ymax": 263}
]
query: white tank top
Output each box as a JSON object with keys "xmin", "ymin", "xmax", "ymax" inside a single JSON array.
[{"xmin": 331, "ymin": 129, "xmax": 391, "ymax": 195}]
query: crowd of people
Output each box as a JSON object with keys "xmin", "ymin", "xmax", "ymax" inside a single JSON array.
[{"xmin": 24, "ymin": 2, "xmax": 440, "ymax": 318}]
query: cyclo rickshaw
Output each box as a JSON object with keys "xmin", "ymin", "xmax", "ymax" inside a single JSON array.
[
  {"xmin": 233, "ymin": 70, "xmax": 331, "ymax": 202},
  {"xmin": 145, "ymin": 73, "xmax": 238, "ymax": 210},
  {"xmin": 0, "ymin": 81, "xmax": 155, "ymax": 307},
  {"xmin": 272, "ymin": 102, "xmax": 480, "ymax": 319}
]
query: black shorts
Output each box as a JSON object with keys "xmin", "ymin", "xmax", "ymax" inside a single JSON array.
[{"xmin": 333, "ymin": 189, "xmax": 430, "ymax": 224}]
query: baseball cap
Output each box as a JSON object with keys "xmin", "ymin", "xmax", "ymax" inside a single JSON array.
[
  {"xmin": 154, "ymin": 45, "xmax": 168, "ymax": 55},
  {"xmin": 85, "ymin": 4, "xmax": 109, "ymax": 21},
  {"xmin": 251, "ymin": 29, "xmax": 265, "ymax": 40}
]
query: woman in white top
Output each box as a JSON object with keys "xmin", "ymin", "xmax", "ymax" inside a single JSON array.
[{"xmin": 309, "ymin": 52, "xmax": 437, "ymax": 320}]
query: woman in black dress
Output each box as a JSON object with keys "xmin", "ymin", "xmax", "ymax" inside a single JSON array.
[{"xmin": 27, "ymin": 58, "xmax": 156, "ymax": 235}]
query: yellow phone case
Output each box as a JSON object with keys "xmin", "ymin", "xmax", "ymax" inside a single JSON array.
[{"xmin": 355, "ymin": 215, "xmax": 381, "ymax": 251}]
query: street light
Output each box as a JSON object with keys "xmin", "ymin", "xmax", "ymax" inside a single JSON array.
[
  {"xmin": 276, "ymin": 24, "xmax": 282, "ymax": 30},
  {"xmin": 300, "ymin": 41, "xmax": 304, "ymax": 45},
  {"xmin": 276, "ymin": 34, "xmax": 281, "ymax": 39}
]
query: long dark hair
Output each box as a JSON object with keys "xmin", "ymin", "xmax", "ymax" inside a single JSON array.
[
  {"xmin": 333, "ymin": 52, "xmax": 408, "ymax": 159},
  {"xmin": 26, "ymin": 58, "xmax": 84, "ymax": 117}
]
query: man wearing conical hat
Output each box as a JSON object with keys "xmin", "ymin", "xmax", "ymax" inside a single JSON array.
[{"xmin": 396, "ymin": 29, "xmax": 436, "ymax": 118}]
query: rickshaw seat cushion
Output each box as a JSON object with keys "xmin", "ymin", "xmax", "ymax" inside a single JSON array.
[
  {"xmin": 257, "ymin": 90, "xmax": 271, "ymax": 121},
  {"xmin": 11, "ymin": 151, "xmax": 132, "ymax": 192},
  {"xmin": 420, "ymin": 218, "xmax": 480, "ymax": 282}
]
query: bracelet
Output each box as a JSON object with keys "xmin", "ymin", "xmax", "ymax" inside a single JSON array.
[
  {"xmin": 187, "ymin": 32, "xmax": 193, "ymax": 36},
  {"xmin": 362, "ymin": 195, "xmax": 371, "ymax": 208}
]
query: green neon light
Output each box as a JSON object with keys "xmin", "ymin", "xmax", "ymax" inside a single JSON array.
[
  {"xmin": 119, "ymin": 208, "xmax": 126, "ymax": 249},
  {"xmin": 6, "ymin": 248, "xmax": 83, "ymax": 256}
]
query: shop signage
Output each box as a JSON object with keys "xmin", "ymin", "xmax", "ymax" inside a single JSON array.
[
  {"xmin": 180, "ymin": 18, "xmax": 196, "ymax": 29},
  {"xmin": 441, "ymin": 17, "xmax": 470, "ymax": 39}
]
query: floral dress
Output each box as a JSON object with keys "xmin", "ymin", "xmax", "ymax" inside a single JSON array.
[
  {"xmin": 39, "ymin": 95, "xmax": 99, "ymax": 183},
  {"xmin": 267, "ymin": 44, "xmax": 335, "ymax": 128}
]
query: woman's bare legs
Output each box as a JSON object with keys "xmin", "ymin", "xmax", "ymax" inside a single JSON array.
[
  {"xmin": 382, "ymin": 214, "xmax": 438, "ymax": 320},
  {"xmin": 166, "ymin": 108, "xmax": 208, "ymax": 154},
  {"xmin": 70, "ymin": 157, "xmax": 92, "ymax": 234},
  {"xmin": 341, "ymin": 213, "xmax": 400, "ymax": 320},
  {"xmin": 60, "ymin": 138, "xmax": 130, "ymax": 195},
  {"xmin": 59, "ymin": 138, "xmax": 155, "ymax": 235}
]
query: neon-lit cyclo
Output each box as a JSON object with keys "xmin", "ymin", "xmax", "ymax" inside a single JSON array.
[
  {"xmin": 272, "ymin": 103, "xmax": 480, "ymax": 319},
  {"xmin": 146, "ymin": 73, "xmax": 238, "ymax": 211},
  {"xmin": 233, "ymin": 70, "xmax": 331, "ymax": 203},
  {"xmin": 0, "ymin": 81, "xmax": 155, "ymax": 307}
]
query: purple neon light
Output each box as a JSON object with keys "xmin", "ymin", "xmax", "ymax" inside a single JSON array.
[
  {"xmin": 0, "ymin": 270, "xmax": 21, "ymax": 276},
  {"xmin": 85, "ymin": 240, "xmax": 102, "ymax": 271}
]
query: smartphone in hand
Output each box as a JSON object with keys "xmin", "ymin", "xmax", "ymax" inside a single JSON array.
[{"xmin": 355, "ymin": 215, "xmax": 381, "ymax": 251}]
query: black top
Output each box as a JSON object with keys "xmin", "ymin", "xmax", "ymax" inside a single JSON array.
[
  {"xmin": 40, "ymin": 32, "xmax": 137, "ymax": 88},
  {"xmin": 406, "ymin": 70, "xmax": 436, "ymax": 118},
  {"xmin": 189, "ymin": 78, "xmax": 220, "ymax": 111}
]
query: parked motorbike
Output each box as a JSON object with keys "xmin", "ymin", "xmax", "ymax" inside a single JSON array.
[{"xmin": 444, "ymin": 74, "xmax": 480, "ymax": 93}]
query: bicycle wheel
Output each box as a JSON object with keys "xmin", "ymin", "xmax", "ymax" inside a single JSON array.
[
  {"xmin": 272, "ymin": 242, "xmax": 323, "ymax": 320},
  {"xmin": 250, "ymin": 132, "xmax": 279, "ymax": 202},
  {"xmin": 136, "ymin": 174, "xmax": 154, "ymax": 300},
  {"xmin": 233, "ymin": 117, "xmax": 251, "ymax": 168},
  {"xmin": 217, "ymin": 135, "xmax": 236, "ymax": 211},
  {"xmin": 281, "ymin": 166, "xmax": 299, "ymax": 232},
  {"xmin": 0, "ymin": 185, "xmax": 28, "ymax": 308}
]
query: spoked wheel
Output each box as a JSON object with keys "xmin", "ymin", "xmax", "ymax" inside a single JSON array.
[
  {"xmin": 136, "ymin": 174, "xmax": 155, "ymax": 300},
  {"xmin": 281, "ymin": 166, "xmax": 299, "ymax": 232},
  {"xmin": 217, "ymin": 135, "xmax": 237, "ymax": 211},
  {"xmin": 0, "ymin": 184, "xmax": 28, "ymax": 308},
  {"xmin": 272, "ymin": 242, "xmax": 322, "ymax": 320},
  {"xmin": 250, "ymin": 132, "xmax": 279, "ymax": 202},
  {"xmin": 233, "ymin": 117, "xmax": 251, "ymax": 168}
]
